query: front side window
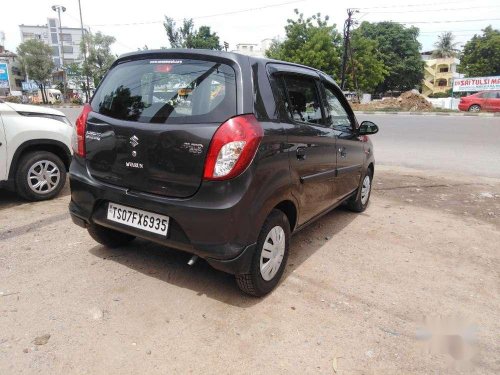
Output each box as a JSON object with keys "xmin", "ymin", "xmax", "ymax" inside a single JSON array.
[
  {"xmin": 323, "ymin": 85, "xmax": 352, "ymax": 130},
  {"xmin": 92, "ymin": 59, "xmax": 236, "ymax": 124},
  {"xmin": 281, "ymin": 75, "xmax": 323, "ymax": 124}
]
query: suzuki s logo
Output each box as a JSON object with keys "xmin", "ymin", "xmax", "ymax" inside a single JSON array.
[{"xmin": 129, "ymin": 135, "xmax": 139, "ymax": 148}]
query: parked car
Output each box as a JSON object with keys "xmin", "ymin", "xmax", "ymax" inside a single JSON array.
[
  {"xmin": 0, "ymin": 100, "xmax": 74, "ymax": 200},
  {"xmin": 68, "ymin": 50, "xmax": 378, "ymax": 296},
  {"xmin": 458, "ymin": 90, "xmax": 500, "ymax": 112}
]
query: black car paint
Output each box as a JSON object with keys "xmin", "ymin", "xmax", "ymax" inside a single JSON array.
[{"xmin": 69, "ymin": 49, "xmax": 375, "ymax": 274}]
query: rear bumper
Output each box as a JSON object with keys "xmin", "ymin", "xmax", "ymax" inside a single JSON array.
[{"xmin": 69, "ymin": 157, "xmax": 261, "ymax": 274}]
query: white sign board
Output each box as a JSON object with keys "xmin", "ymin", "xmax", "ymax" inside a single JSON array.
[{"xmin": 453, "ymin": 76, "xmax": 500, "ymax": 92}]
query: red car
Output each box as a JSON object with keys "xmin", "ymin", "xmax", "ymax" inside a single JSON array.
[{"xmin": 458, "ymin": 90, "xmax": 500, "ymax": 112}]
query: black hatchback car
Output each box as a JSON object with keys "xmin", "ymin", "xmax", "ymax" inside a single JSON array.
[{"xmin": 69, "ymin": 49, "xmax": 378, "ymax": 296}]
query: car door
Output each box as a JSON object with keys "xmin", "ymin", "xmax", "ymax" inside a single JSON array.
[
  {"xmin": 321, "ymin": 82, "xmax": 364, "ymax": 200},
  {"xmin": 275, "ymin": 71, "xmax": 337, "ymax": 225},
  {"xmin": 0, "ymin": 104, "xmax": 7, "ymax": 181},
  {"xmin": 486, "ymin": 91, "xmax": 500, "ymax": 112}
]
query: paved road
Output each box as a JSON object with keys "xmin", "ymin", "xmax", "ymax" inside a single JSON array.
[
  {"xmin": 60, "ymin": 108, "xmax": 500, "ymax": 177},
  {"xmin": 357, "ymin": 114, "xmax": 500, "ymax": 178}
]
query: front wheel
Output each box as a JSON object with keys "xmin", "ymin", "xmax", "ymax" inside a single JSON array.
[
  {"xmin": 347, "ymin": 168, "xmax": 373, "ymax": 212},
  {"xmin": 468, "ymin": 104, "xmax": 481, "ymax": 112},
  {"xmin": 236, "ymin": 209, "xmax": 290, "ymax": 297},
  {"xmin": 15, "ymin": 151, "xmax": 66, "ymax": 201}
]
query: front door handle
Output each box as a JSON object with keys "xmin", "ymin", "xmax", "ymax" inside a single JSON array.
[
  {"xmin": 296, "ymin": 147, "xmax": 306, "ymax": 160},
  {"xmin": 338, "ymin": 146, "xmax": 347, "ymax": 158}
]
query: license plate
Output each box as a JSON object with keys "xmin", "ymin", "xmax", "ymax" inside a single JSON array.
[{"xmin": 107, "ymin": 202, "xmax": 169, "ymax": 236}]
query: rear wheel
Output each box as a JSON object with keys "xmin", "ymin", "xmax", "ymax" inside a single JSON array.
[
  {"xmin": 468, "ymin": 104, "xmax": 481, "ymax": 112},
  {"xmin": 87, "ymin": 223, "xmax": 135, "ymax": 248},
  {"xmin": 15, "ymin": 151, "xmax": 66, "ymax": 201},
  {"xmin": 347, "ymin": 168, "xmax": 373, "ymax": 212},
  {"xmin": 236, "ymin": 209, "xmax": 290, "ymax": 297}
]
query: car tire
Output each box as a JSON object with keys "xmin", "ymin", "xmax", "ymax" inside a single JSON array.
[
  {"xmin": 87, "ymin": 223, "xmax": 136, "ymax": 248},
  {"xmin": 236, "ymin": 209, "xmax": 290, "ymax": 297},
  {"xmin": 347, "ymin": 168, "xmax": 373, "ymax": 213},
  {"xmin": 15, "ymin": 151, "xmax": 67, "ymax": 201},
  {"xmin": 468, "ymin": 104, "xmax": 481, "ymax": 112}
]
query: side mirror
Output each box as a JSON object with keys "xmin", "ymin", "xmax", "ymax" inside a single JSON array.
[{"xmin": 358, "ymin": 121, "xmax": 379, "ymax": 135}]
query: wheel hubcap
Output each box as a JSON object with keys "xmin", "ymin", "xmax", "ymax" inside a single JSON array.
[
  {"xmin": 260, "ymin": 226, "xmax": 286, "ymax": 281},
  {"xmin": 27, "ymin": 160, "xmax": 60, "ymax": 194},
  {"xmin": 360, "ymin": 175, "xmax": 371, "ymax": 205}
]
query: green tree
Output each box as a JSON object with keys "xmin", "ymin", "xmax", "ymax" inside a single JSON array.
[
  {"xmin": 345, "ymin": 30, "xmax": 388, "ymax": 93},
  {"xmin": 459, "ymin": 26, "xmax": 500, "ymax": 77},
  {"xmin": 356, "ymin": 21, "xmax": 424, "ymax": 94},
  {"xmin": 163, "ymin": 17, "xmax": 221, "ymax": 50},
  {"xmin": 265, "ymin": 10, "xmax": 342, "ymax": 79},
  {"xmin": 16, "ymin": 39, "xmax": 54, "ymax": 104},
  {"xmin": 67, "ymin": 62, "xmax": 91, "ymax": 102},
  {"xmin": 432, "ymin": 31, "xmax": 459, "ymax": 58},
  {"xmin": 187, "ymin": 26, "xmax": 221, "ymax": 50},
  {"xmin": 81, "ymin": 31, "xmax": 116, "ymax": 87}
]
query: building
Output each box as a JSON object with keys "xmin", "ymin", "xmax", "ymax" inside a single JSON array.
[
  {"xmin": 232, "ymin": 39, "xmax": 274, "ymax": 57},
  {"xmin": 19, "ymin": 18, "xmax": 86, "ymax": 68},
  {"xmin": 421, "ymin": 51, "xmax": 462, "ymax": 97},
  {"xmin": 0, "ymin": 31, "xmax": 25, "ymax": 96}
]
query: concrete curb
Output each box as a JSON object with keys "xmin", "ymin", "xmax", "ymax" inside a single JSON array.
[{"xmin": 354, "ymin": 111, "xmax": 499, "ymax": 117}]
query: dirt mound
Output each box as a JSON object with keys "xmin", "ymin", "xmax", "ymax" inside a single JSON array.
[{"xmin": 352, "ymin": 90, "xmax": 433, "ymax": 112}]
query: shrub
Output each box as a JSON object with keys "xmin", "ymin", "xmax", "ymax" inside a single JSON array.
[{"xmin": 4, "ymin": 96, "xmax": 22, "ymax": 103}]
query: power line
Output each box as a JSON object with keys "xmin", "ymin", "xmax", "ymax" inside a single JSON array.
[
  {"xmin": 399, "ymin": 18, "xmax": 500, "ymax": 24},
  {"xmin": 365, "ymin": 5, "xmax": 500, "ymax": 14},
  {"xmin": 89, "ymin": 0, "xmax": 305, "ymax": 27},
  {"xmin": 419, "ymin": 29, "xmax": 486, "ymax": 34},
  {"xmin": 358, "ymin": 0, "xmax": 475, "ymax": 10}
]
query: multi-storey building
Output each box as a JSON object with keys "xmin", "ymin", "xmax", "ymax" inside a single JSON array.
[
  {"xmin": 232, "ymin": 39, "xmax": 274, "ymax": 57},
  {"xmin": 0, "ymin": 32, "xmax": 25, "ymax": 96},
  {"xmin": 421, "ymin": 51, "xmax": 462, "ymax": 97},
  {"xmin": 19, "ymin": 18, "xmax": 85, "ymax": 68}
]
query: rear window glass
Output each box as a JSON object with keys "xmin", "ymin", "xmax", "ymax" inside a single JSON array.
[{"xmin": 92, "ymin": 59, "xmax": 236, "ymax": 123}]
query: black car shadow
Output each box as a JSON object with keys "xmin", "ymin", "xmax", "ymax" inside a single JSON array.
[{"xmin": 89, "ymin": 206, "xmax": 358, "ymax": 307}]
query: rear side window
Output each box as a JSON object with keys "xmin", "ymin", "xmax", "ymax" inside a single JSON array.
[
  {"xmin": 281, "ymin": 75, "xmax": 323, "ymax": 125},
  {"xmin": 92, "ymin": 59, "xmax": 236, "ymax": 124}
]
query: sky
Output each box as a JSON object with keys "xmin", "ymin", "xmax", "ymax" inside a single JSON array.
[{"xmin": 1, "ymin": 0, "xmax": 499, "ymax": 56}]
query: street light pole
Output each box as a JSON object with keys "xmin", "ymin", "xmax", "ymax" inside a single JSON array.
[
  {"xmin": 77, "ymin": 0, "xmax": 91, "ymax": 102},
  {"xmin": 52, "ymin": 5, "xmax": 67, "ymax": 102}
]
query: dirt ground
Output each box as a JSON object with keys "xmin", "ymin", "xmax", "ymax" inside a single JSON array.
[{"xmin": 0, "ymin": 166, "xmax": 498, "ymax": 374}]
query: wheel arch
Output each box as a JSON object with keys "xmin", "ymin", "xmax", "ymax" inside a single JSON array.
[
  {"xmin": 8, "ymin": 139, "xmax": 72, "ymax": 180},
  {"xmin": 273, "ymin": 199, "xmax": 298, "ymax": 233}
]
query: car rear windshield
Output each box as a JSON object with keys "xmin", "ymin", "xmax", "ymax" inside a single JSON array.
[{"xmin": 91, "ymin": 58, "xmax": 236, "ymax": 124}]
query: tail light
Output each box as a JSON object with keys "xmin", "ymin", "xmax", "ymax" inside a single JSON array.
[
  {"xmin": 74, "ymin": 103, "xmax": 91, "ymax": 157},
  {"xmin": 203, "ymin": 114, "xmax": 263, "ymax": 180}
]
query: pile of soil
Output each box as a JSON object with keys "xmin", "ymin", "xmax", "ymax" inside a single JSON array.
[{"xmin": 352, "ymin": 90, "xmax": 433, "ymax": 112}]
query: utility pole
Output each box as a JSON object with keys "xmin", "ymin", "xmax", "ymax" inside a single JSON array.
[
  {"xmin": 78, "ymin": 0, "xmax": 91, "ymax": 102},
  {"xmin": 52, "ymin": 5, "xmax": 67, "ymax": 102},
  {"xmin": 340, "ymin": 8, "xmax": 358, "ymax": 90}
]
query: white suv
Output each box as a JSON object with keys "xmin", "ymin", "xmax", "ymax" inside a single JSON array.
[{"xmin": 0, "ymin": 100, "xmax": 75, "ymax": 201}]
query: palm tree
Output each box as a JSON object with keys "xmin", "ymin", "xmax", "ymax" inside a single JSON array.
[{"xmin": 432, "ymin": 32, "xmax": 459, "ymax": 58}]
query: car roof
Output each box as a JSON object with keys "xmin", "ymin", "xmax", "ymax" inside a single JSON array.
[{"xmin": 115, "ymin": 49, "xmax": 338, "ymax": 87}]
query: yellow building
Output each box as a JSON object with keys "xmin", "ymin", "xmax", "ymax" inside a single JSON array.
[{"xmin": 421, "ymin": 52, "xmax": 461, "ymax": 97}]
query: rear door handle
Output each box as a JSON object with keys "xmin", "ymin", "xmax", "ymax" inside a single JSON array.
[{"xmin": 296, "ymin": 147, "xmax": 306, "ymax": 160}]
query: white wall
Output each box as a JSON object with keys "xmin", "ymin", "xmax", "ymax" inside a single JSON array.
[{"xmin": 426, "ymin": 97, "xmax": 460, "ymax": 110}]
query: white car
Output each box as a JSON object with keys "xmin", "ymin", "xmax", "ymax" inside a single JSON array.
[{"xmin": 0, "ymin": 100, "xmax": 75, "ymax": 201}]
